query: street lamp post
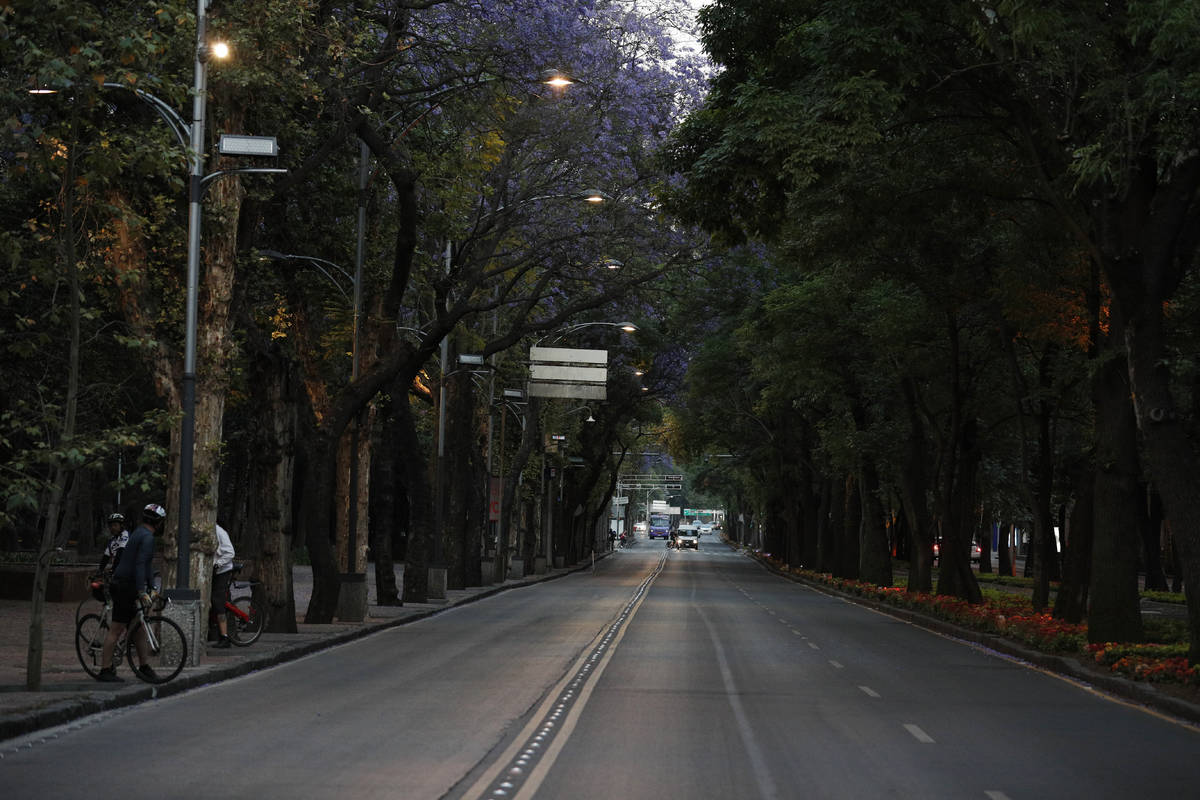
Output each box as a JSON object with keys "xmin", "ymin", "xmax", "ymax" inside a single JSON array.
[
  {"xmin": 176, "ymin": 2, "xmax": 284, "ymax": 592},
  {"xmin": 174, "ymin": 0, "xmax": 213, "ymax": 594}
]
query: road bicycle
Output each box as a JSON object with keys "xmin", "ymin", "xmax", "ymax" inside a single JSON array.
[
  {"xmin": 218, "ymin": 563, "xmax": 267, "ymax": 646},
  {"xmin": 75, "ymin": 586, "xmax": 187, "ymax": 684}
]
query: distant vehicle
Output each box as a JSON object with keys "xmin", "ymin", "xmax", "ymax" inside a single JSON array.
[
  {"xmin": 675, "ymin": 529, "xmax": 699, "ymax": 550},
  {"xmin": 648, "ymin": 513, "xmax": 671, "ymax": 540},
  {"xmin": 633, "ymin": 522, "xmax": 647, "ymax": 535},
  {"xmin": 933, "ymin": 540, "xmax": 982, "ymax": 562},
  {"xmin": 698, "ymin": 522, "xmax": 714, "ymax": 535}
]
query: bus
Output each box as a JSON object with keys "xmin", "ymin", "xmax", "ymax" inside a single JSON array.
[{"xmin": 648, "ymin": 512, "xmax": 671, "ymax": 540}]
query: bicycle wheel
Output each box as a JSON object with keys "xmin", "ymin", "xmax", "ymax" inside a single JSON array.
[
  {"xmin": 127, "ymin": 615, "xmax": 187, "ymax": 684},
  {"xmin": 75, "ymin": 613, "xmax": 109, "ymax": 678},
  {"xmin": 75, "ymin": 596, "xmax": 97, "ymax": 628},
  {"xmin": 229, "ymin": 596, "xmax": 266, "ymax": 646}
]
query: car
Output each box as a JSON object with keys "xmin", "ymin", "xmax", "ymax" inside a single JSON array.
[
  {"xmin": 674, "ymin": 530, "xmax": 699, "ymax": 550},
  {"xmin": 633, "ymin": 522, "xmax": 647, "ymax": 535},
  {"xmin": 932, "ymin": 540, "xmax": 982, "ymax": 562},
  {"xmin": 698, "ymin": 523, "xmax": 713, "ymax": 535}
]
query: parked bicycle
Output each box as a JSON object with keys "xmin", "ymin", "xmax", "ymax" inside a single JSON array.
[
  {"xmin": 218, "ymin": 563, "xmax": 267, "ymax": 646},
  {"xmin": 75, "ymin": 584, "xmax": 187, "ymax": 684}
]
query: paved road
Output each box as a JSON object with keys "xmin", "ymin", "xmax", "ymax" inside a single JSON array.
[{"xmin": 3, "ymin": 541, "xmax": 1197, "ymax": 799}]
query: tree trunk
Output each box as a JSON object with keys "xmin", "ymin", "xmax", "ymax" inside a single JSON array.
[
  {"xmin": 997, "ymin": 525, "xmax": 1014, "ymax": 577},
  {"xmin": 28, "ymin": 143, "xmax": 82, "ymax": 691},
  {"xmin": 1054, "ymin": 466, "xmax": 1093, "ymax": 624},
  {"xmin": 818, "ymin": 476, "xmax": 840, "ymax": 573},
  {"xmin": 977, "ymin": 511, "xmax": 993, "ymax": 575},
  {"xmin": 935, "ymin": 319, "xmax": 982, "ymax": 603},
  {"xmin": 500, "ymin": 397, "xmax": 540, "ymax": 579},
  {"xmin": 858, "ymin": 459, "xmax": 892, "ymax": 586},
  {"xmin": 936, "ymin": 417, "xmax": 983, "ymax": 604},
  {"xmin": 836, "ymin": 474, "xmax": 860, "ymax": 580},
  {"xmin": 370, "ymin": 387, "xmax": 403, "ymax": 605},
  {"xmin": 1138, "ymin": 487, "xmax": 1168, "ymax": 591},
  {"xmin": 335, "ymin": 411, "xmax": 371, "ymax": 577},
  {"xmin": 1086, "ymin": 350, "xmax": 1144, "ymax": 641},
  {"xmin": 173, "ymin": 164, "xmax": 245, "ymax": 604},
  {"xmin": 1109, "ymin": 328, "xmax": 1196, "ymax": 647},
  {"xmin": 900, "ymin": 379, "xmax": 935, "ymax": 593},
  {"xmin": 239, "ymin": 333, "xmax": 298, "ymax": 633}
]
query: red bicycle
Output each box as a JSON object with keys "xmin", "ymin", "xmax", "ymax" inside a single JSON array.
[{"xmin": 219, "ymin": 564, "xmax": 267, "ymax": 646}]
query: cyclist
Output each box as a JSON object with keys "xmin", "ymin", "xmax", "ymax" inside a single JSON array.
[
  {"xmin": 97, "ymin": 512, "xmax": 129, "ymax": 577},
  {"xmin": 210, "ymin": 522, "xmax": 235, "ymax": 648},
  {"xmin": 97, "ymin": 503, "xmax": 165, "ymax": 682}
]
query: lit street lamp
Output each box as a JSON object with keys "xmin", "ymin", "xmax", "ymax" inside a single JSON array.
[{"xmin": 176, "ymin": 1, "xmax": 284, "ymax": 592}]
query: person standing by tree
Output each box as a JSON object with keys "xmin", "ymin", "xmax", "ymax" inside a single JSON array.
[
  {"xmin": 210, "ymin": 522, "xmax": 235, "ymax": 649},
  {"xmin": 96, "ymin": 503, "xmax": 165, "ymax": 682}
]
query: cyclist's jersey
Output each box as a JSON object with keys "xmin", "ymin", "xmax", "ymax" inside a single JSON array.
[
  {"xmin": 98, "ymin": 530, "xmax": 128, "ymax": 572},
  {"xmin": 111, "ymin": 524, "xmax": 155, "ymax": 593}
]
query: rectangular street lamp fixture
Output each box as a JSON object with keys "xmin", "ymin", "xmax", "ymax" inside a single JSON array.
[
  {"xmin": 218, "ymin": 134, "xmax": 279, "ymax": 157},
  {"xmin": 458, "ymin": 354, "xmax": 485, "ymax": 366}
]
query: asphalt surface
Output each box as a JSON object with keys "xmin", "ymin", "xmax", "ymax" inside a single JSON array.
[
  {"xmin": 2, "ymin": 540, "xmax": 1198, "ymax": 800},
  {"xmin": 0, "ymin": 558, "xmax": 593, "ymax": 744}
]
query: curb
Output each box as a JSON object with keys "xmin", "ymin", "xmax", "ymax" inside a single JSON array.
[
  {"xmin": 743, "ymin": 550, "xmax": 1200, "ymax": 727},
  {"xmin": 1, "ymin": 557, "xmax": 600, "ymax": 744}
]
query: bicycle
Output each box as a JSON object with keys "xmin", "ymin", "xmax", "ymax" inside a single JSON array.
[
  {"xmin": 75, "ymin": 585, "xmax": 187, "ymax": 684},
  {"xmin": 217, "ymin": 563, "xmax": 267, "ymax": 646}
]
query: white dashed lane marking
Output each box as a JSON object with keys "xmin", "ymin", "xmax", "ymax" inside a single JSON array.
[{"xmin": 904, "ymin": 723, "xmax": 935, "ymax": 743}]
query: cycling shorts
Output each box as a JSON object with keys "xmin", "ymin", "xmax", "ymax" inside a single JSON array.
[{"xmin": 110, "ymin": 577, "xmax": 138, "ymax": 624}]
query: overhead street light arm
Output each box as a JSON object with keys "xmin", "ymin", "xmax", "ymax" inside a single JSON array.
[
  {"xmin": 100, "ymin": 82, "xmax": 189, "ymax": 151},
  {"xmin": 201, "ymin": 166, "xmax": 288, "ymax": 190},
  {"xmin": 533, "ymin": 321, "xmax": 638, "ymax": 347},
  {"xmin": 257, "ymin": 249, "xmax": 354, "ymax": 302}
]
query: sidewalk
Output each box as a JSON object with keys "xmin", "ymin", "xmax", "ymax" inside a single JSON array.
[{"xmin": 0, "ymin": 561, "xmax": 590, "ymax": 743}]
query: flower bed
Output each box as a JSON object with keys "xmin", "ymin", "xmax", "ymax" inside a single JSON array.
[
  {"xmin": 757, "ymin": 553, "xmax": 1195, "ymax": 687},
  {"xmin": 1087, "ymin": 643, "xmax": 1200, "ymax": 686}
]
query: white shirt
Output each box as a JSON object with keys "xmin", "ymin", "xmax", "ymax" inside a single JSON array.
[{"xmin": 214, "ymin": 524, "xmax": 235, "ymax": 574}]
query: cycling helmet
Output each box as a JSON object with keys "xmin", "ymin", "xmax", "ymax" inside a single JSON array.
[
  {"xmin": 107, "ymin": 512, "xmax": 125, "ymax": 524},
  {"xmin": 143, "ymin": 503, "xmax": 167, "ymax": 522}
]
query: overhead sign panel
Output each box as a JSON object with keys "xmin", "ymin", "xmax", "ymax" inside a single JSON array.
[
  {"xmin": 528, "ymin": 383, "xmax": 607, "ymax": 400},
  {"xmin": 530, "ymin": 365, "xmax": 608, "ymax": 383},
  {"xmin": 530, "ymin": 346, "xmax": 606, "ymax": 364},
  {"xmin": 528, "ymin": 346, "xmax": 607, "ymax": 400}
]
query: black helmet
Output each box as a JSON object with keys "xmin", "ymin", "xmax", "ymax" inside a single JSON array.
[
  {"xmin": 142, "ymin": 503, "xmax": 167, "ymax": 523},
  {"xmin": 107, "ymin": 512, "xmax": 125, "ymax": 524}
]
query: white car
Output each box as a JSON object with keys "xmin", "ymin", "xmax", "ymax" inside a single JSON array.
[{"xmin": 675, "ymin": 530, "xmax": 699, "ymax": 550}]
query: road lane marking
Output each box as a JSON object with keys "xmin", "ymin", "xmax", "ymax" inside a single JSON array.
[
  {"xmin": 904, "ymin": 723, "xmax": 935, "ymax": 743},
  {"xmin": 465, "ymin": 551, "xmax": 669, "ymax": 799},
  {"xmin": 985, "ymin": 792, "xmax": 1012, "ymax": 800},
  {"xmin": 858, "ymin": 686, "xmax": 880, "ymax": 698},
  {"xmin": 828, "ymin": 660, "xmax": 843, "ymax": 669},
  {"xmin": 808, "ymin": 642, "xmax": 820, "ymax": 650},
  {"xmin": 696, "ymin": 604, "xmax": 781, "ymax": 799}
]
